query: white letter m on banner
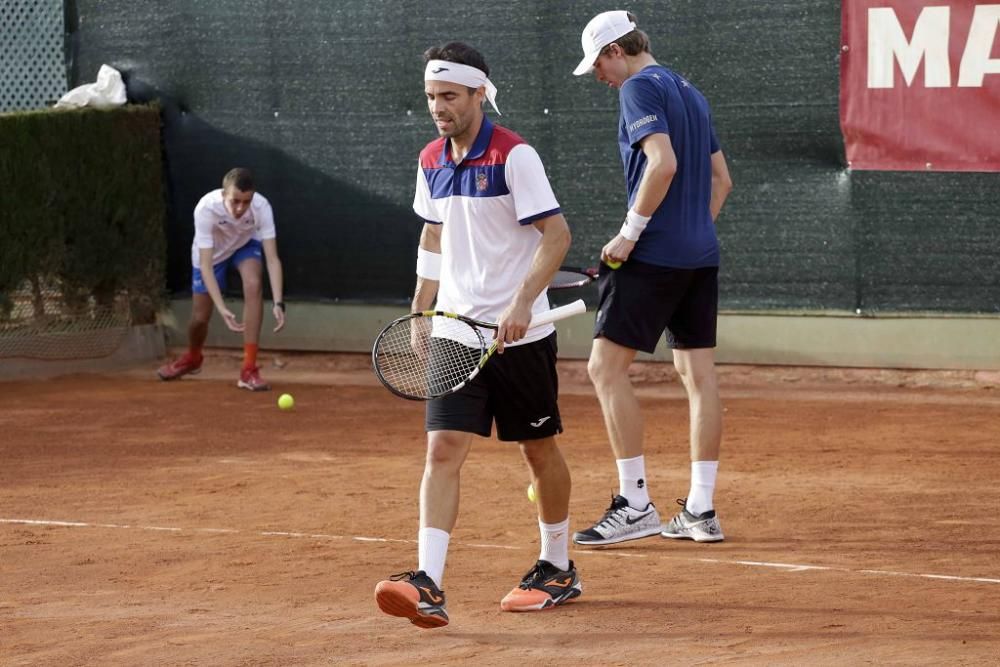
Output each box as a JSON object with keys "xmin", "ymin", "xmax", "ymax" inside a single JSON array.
[{"xmin": 868, "ymin": 6, "xmax": 951, "ymax": 88}]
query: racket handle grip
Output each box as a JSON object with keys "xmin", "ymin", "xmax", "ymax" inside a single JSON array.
[{"xmin": 529, "ymin": 299, "xmax": 587, "ymax": 328}]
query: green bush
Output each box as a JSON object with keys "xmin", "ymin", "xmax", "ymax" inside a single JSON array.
[{"xmin": 0, "ymin": 104, "xmax": 166, "ymax": 324}]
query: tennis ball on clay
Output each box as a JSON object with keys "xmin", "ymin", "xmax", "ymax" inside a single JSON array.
[
  {"xmin": 606, "ymin": 259, "xmax": 622, "ymax": 270},
  {"xmin": 527, "ymin": 483, "xmax": 537, "ymax": 503},
  {"xmin": 278, "ymin": 393, "xmax": 295, "ymax": 410}
]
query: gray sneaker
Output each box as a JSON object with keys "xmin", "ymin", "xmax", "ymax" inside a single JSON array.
[
  {"xmin": 660, "ymin": 499, "xmax": 724, "ymax": 542},
  {"xmin": 573, "ymin": 494, "xmax": 662, "ymax": 546}
]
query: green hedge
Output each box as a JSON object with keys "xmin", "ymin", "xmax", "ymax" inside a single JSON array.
[{"xmin": 0, "ymin": 104, "xmax": 166, "ymax": 324}]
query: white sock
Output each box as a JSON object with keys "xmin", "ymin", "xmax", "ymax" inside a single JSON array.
[
  {"xmin": 686, "ymin": 460, "xmax": 719, "ymax": 516},
  {"xmin": 418, "ymin": 527, "xmax": 450, "ymax": 588},
  {"xmin": 538, "ymin": 518, "xmax": 570, "ymax": 571},
  {"xmin": 616, "ymin": 455, "xmax": 651, "ymax": 509}
]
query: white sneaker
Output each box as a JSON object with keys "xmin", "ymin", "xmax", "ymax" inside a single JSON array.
[
  {"xmin": 572, "ymin": 494, "xmax": 662, "ymax": 546},
  {"xmin": 660, "ymin": 499, "xmax": 724, "ymax": 542}
]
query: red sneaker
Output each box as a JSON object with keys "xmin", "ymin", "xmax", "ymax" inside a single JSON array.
[
  {"xmin": 237, "ymin": 365, "xmax": 270, "ymax": 391},
  {"xmin": 157, "ymin": 353, "xmax": 203, "ymax": 381}
]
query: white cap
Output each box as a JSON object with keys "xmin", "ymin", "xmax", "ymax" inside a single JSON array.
[{"xmin": 573, "ymin": 10, "xmax": 637, "ymax": 76}]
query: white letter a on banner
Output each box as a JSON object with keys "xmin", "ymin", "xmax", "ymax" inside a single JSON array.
[{"xmin": 958, "ymin": 5, "xmax": 1000, "ymax": 87}]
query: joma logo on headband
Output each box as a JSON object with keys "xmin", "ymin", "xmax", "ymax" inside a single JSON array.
[{"xmin": 431, "ymin": 67, "xmax": 450, "ymax": 74}]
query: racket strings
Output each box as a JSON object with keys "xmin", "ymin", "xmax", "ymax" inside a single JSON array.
[{"xmin": 374, "ymin": 315, "xmax": 486, "ymax": 399}]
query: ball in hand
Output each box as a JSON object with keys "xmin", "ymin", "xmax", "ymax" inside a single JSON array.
[
  {"xmin": 606, "ymin": 259, "xmax": 622, "ymax": 270},
  {"xmin": 527, "ymin": 483, "xmax": 537, "ymax": 503},
  {"xmin": 278, "ymin": 393, "xmax": 295, "ymax": 410}
]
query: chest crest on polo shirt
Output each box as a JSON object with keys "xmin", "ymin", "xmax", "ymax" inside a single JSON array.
[{"xmin": 476, "ymin": 172, "xmax": 489, "ymax": 192}]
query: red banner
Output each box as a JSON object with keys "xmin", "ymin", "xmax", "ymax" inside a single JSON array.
[{"xmin": 840, "ymin": 1, "xmax": 1000, "ymax": 171}]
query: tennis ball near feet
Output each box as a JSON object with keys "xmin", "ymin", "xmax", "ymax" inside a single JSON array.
[
  {"xmin": 606, "ymin": 259, "xmax": 622, "ymax": 269},
  {"xmin": 278, "ymin": 393, "xmax": 295, "ymax": 410},
  {"xmin": 527, "ymin": 483, "xmax": 537, "ymax": 503}
]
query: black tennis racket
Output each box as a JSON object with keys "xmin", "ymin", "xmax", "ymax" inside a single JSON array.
[
  {"xmin": 549, "ymin": 259, "xmax": 622, "ymax": 290},
  {"xmin": 550, "ymin": 266, "xmax": 598, "ymax": 290},
  {"xmin": 372, "ymin": 299, "xmax": 586, "ymax": 401}
]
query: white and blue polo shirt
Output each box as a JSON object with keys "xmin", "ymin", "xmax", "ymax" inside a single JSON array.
[
  {"xmin": 413, "ymin": 117, "xmax": 561, "ymax": 346},
  {"xmin": 191, "ymin": 189, "xmax": 276, "ymax": 267}
]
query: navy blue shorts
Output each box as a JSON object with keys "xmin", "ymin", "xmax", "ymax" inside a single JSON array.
[
  {"xmin": 192, "ymin": 239, "xmax": 263, "ymax": 294},
  {"xmin": 594, "ymin": 259, "xmax": 718, "ymax": 354},
  {"xmin": 425, "ymin": 332, "xmax": 562, "ymax": 442}
]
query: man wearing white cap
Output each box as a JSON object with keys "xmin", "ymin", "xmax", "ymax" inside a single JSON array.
[
  {"xmin": 570, "ymin": 12, "xmax": 734, "ymax": 548},
  {"xmin": 374, "ymin": 42, "xmax": 581, "ymax": 628}
]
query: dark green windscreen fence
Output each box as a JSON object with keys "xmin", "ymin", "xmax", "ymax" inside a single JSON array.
[{"xmin": 67, "ymin": 0, "xmax": 999, "ymax": 313}]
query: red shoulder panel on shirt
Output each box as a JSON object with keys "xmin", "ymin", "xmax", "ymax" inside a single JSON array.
[
  {"xmin": 419, "ymin": 138, "xmax": 447, "ymax": 169},
  {"xmin": 468, "ymin": 124, "xmax": 525, "ymax": 167}
]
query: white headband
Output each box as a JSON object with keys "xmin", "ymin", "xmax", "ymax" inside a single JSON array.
[{"xmin": 424, "ymin": 59, "xmax": 501, "ymax": 116}]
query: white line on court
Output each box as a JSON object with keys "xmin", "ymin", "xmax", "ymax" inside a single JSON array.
[
  {"xmin": 858, "ymin": 569, "xmax": 1000, "ymax": 584},
  {"xmin": 704, "ymin": 558, "xmax": 833, "ymax": 573},
  {"xmin": 3, "ymin": 517, "xmax": 998, "ymax": 586}
]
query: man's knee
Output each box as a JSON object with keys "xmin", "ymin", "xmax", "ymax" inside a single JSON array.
[
  {"xmin": 425, "ymin": 433, "xmax": 469, "ymax": 471},
  {"xmin": 519, "ymin": 437, "xmax": 559, "ymax": 469},
  {"xmin": 191, "ymin": 297, "xmax": 213, "ymax": 324},
  {"xmin": 588, "ymin": 341, "xmax": 629, "ymax": 388},
  {"xmin": 586, "ymin": 354, "xmax": 605, "ymax": 386},
  {"xmin": 674, "ymin": 351, "xmax": 718, "ymax": 393},
  {"xmin": 241, "ymin": 275, "xmax": 262, "ymax": 297}
]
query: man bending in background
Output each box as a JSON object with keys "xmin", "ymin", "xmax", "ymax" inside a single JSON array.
[{"xmin": 157, "ymin": 168, "xmax": 286, "ymax": 390}]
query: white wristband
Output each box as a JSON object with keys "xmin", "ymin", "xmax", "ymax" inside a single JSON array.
[
  {"xmin": 416, "ymin": 247, "xmax": 441, "ymax": 280},
  {"xmin": 620, "ymin": 209, "xmax": 651, "ymax": 242}
]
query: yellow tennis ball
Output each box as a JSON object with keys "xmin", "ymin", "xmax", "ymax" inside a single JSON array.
[
  {"xmin": 527, "ymin": 483, "xmax": 537, "ymax": 503},
  {"xmin": 278, "ymin": 393, "xmax": 294, "ymax": 410},
  {"xmin": 606, "ymin": 259, "xmax": 622, "ymax": 270}
]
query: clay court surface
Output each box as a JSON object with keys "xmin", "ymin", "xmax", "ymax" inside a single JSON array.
[{"xmin": 2, "ymin": 352, "xmax": 999, "ymax": 665}]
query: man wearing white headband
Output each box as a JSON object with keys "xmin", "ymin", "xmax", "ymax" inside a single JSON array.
[
  {"xmin": 375, "ymin": 42, "xmax": 580, "ymax": 628},
  {"xmin": 570, "ymin": 12, "xmax": 734, "ymax": 548}
]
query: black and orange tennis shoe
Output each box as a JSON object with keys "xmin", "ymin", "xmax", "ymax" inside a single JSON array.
[
  {"xmin": 375, "ymin": 570, "xmax": 449, "ymax": 629},
  {"xmin": 500, "ymin": 560, "xmax": 582, "ymax": 612}
]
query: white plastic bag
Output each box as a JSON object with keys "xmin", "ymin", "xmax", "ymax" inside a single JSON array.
[{"xmin": 54, "ymin": 65, "xmax": 127, "ymax": 109}]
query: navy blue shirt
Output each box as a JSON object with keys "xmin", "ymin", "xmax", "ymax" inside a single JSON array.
[{"xmin": 618, "ymin": 65, "xmax": 720, "ymax": 268}]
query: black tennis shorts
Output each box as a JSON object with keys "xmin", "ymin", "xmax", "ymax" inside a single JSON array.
[
  {"xmin": 425, "ymin": 332, "xmax": 562, "ymax": 442},
  {"xmin": 594, "ymin": 259, "xmax": 718, "ymax": 354}
]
